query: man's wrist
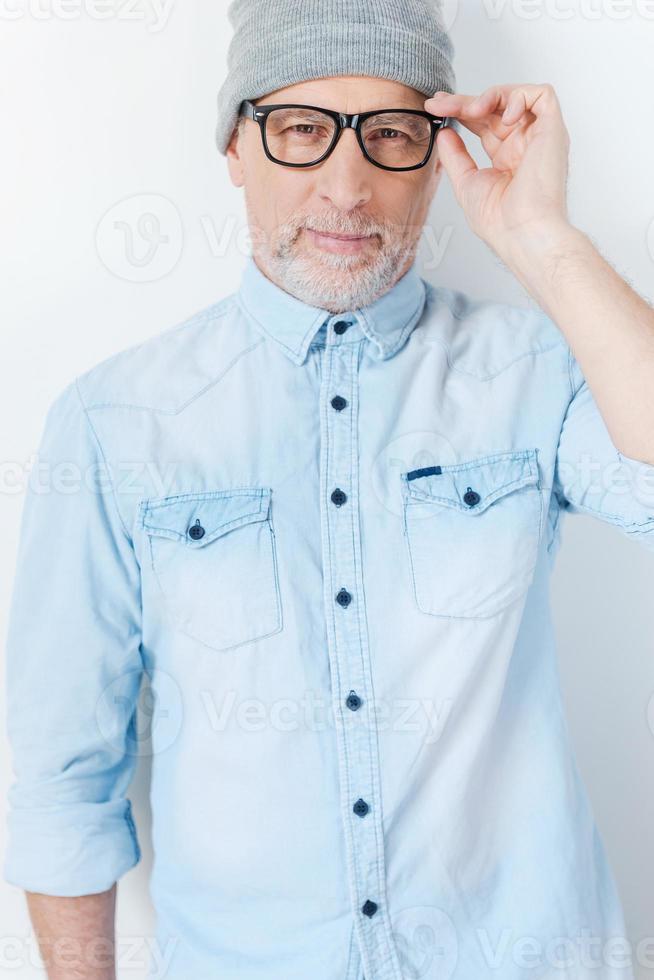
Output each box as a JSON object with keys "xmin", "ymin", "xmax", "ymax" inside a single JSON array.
[{"xmin": 493, "ymin": 219, "xmax": 592, "ymax": 308}]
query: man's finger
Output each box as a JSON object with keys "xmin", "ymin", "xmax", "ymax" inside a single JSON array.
[
  {"xmin": 435, "ymin": 127, "xmax": 479, "ymax": 200},
  {"xmin": 427, "ymin": 84, "xmax": 562, "ymax": 127}
]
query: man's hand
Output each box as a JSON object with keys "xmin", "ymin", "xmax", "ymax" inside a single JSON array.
[{"xmin": 425, "ymin": 84, "xmax": 572, "ymax": 257}]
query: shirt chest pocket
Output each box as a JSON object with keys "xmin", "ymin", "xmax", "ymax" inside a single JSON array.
[
  {"xmin": 401, "ymin": 449, "xmax": 543, "ymax": 619},
  {"xmin": 139, "ymin": 487, "xmax": 282, "ymax": 651}
]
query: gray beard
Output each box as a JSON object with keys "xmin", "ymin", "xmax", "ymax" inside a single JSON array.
[{"xmin": 261, "ymin": 235, "xmax": 418, "ymax": 313}]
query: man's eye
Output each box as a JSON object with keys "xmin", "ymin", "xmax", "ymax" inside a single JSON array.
[
  {"xmin": 370, "ymin": 128, "xmax": 405, "ymax": 141},
  {"xmin": 288, "ymin": 125, "xmax": 326, "ymax": 136}
]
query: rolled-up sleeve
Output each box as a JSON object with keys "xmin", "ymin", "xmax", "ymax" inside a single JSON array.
[
  {"xmin": 553, "ymin": 347, "xmax": 654, "ymax": 549},
  {"xmin": 3, "ymin": 378, "xmax": 143, "ymax": 895}
]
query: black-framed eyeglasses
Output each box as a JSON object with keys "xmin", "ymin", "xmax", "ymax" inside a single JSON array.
[{"xmin": 239, "ymin": 100, "xmax": 450, "ymax": 172}]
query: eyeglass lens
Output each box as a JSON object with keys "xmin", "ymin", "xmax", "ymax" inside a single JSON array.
[{"xmin": 263, "ymin": 108, "xmax": 434, "ymax": 168}]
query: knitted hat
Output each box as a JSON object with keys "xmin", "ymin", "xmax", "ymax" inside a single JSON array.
[{"xmin": 215, "ymin": 0, "xmax": 457, "ymax": 155}]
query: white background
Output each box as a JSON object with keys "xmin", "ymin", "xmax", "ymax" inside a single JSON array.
[{"xmin": 1, "ymin": 1, "xmax": 653, "ymax": 977}]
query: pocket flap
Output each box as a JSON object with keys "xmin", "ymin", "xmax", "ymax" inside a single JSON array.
[
  {"xmin": 140, "ymin": 487, "xmax": 271, "ymax": 545},
  {"xmin": 402, "ymin": 449, "xmax": 539, "ymax": 514}
]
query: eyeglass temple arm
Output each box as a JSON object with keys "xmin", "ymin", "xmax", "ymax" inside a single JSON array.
[{"xmin": 240, "ymin": 100, "xmax": 259, "ymax": 121}]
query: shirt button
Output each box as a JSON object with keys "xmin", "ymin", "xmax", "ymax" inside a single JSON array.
[
  {"xmin": 333, "ymin": 320, "xmax": 351, "ymax": 335},
  {"xmin": 346, "ymin": 691, "xmax": 362, "ymax": 711},
  {"xmin": 353, "ymin": 798, "xmax": 370, "ymax": 818},
  {"xmin": 188, "ymin": 519, "xmax": 205, "ymax": 540},
  {"xmin": 463, "ymin": 487, "xmax": 481, "ymax": 507},
  {"xmin": 331, "ymin": 395, "xmax": 347, "ymax": 411},
  {"xmin": 361, "ymin": 900, "xmax": 378, "ymax": 918},
  {"xmin": 336, "ymin": 588, "xmax": 352, "ymax": 608},
  {"xmin": 331, "ymin": 488, "xmax": 347, "ymax": 506}
]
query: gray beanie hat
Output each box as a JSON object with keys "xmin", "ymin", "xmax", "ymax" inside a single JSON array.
[{"xmin": 215, "ymin": 0, "xmax": 457, "ymax": 155}]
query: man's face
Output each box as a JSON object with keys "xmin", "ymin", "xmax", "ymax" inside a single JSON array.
[{"xmin": 226, "ymin": 75, "xmax": 444, "ymax": 312}]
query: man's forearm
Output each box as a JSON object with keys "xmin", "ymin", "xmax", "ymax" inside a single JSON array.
[
  {"xmin": 26, "ymin": 884, "xmax": 116, "ymax": 980},
  {"xmin": 502, "ymin": 219, "xmax": 654, "ymax": 466}
]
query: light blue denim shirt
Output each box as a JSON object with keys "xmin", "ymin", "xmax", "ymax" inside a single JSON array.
[{"xmin": 4, "ymin": 255, "xmax": 654, "ymax": 980}]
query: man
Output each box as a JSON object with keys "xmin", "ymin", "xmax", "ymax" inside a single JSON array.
[{"xmin": 4, "ymin": 1, "xmax": 653, "ymax": 978}]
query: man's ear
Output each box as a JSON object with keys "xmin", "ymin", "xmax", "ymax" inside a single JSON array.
[{"xmin": 225, "ymin": 125, "xmax": 245, "ymax": 187}]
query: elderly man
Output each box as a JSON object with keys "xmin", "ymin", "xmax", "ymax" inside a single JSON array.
[{"xmin": 4, "ymin": 1, "xmax": 653, "ymax": 979}]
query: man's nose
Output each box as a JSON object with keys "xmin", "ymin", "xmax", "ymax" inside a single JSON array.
[{"xmin": 315, "ymin": 128, "xmax": 374, "ymax": 211}]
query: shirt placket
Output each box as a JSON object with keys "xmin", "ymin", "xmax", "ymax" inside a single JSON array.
[{"xmin": 318, "ymin": 316, "xmax": 402, "ymax": 980}]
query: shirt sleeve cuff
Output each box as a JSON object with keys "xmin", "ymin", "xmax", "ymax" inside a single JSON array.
[{"xmin": 3, "ymin": 798, "xmax": 140, "ymax": 896}]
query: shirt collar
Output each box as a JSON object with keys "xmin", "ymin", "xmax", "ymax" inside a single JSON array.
[{"xmin": 235, "ymin": 255, "xmax": 427, "ymax": 365}]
